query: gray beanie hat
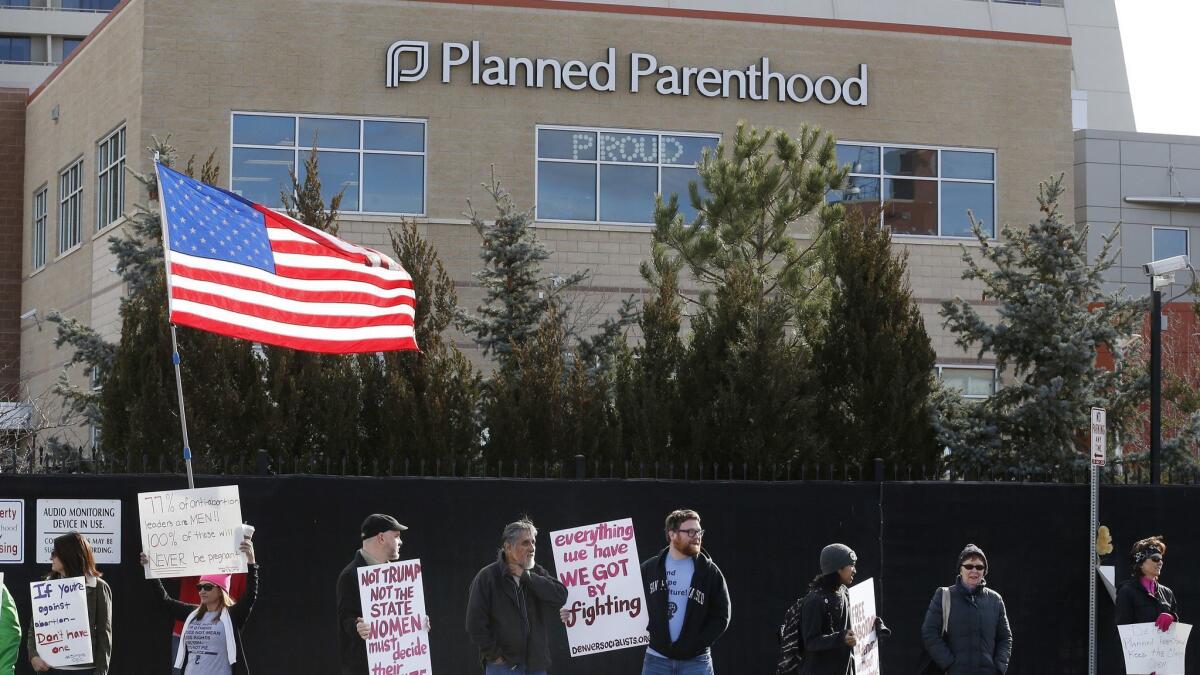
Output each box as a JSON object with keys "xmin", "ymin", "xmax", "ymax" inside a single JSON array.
[
  {"xmin": 820, "ymin": 543, "xmax": 857, "ymax": 575},
  {"xmin": 958, "ymin": 543, "xmax": 988, "ymax": 570}
]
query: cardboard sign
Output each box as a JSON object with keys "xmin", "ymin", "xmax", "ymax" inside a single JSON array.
[
  {"xmin": 357, "ymin": 558, "xmax": 432, "ymax": 674},
  {"xmin": 30, "ymin": 576, "xmax": 93, "ymax": 667},
  {"xmin": 551, "ymin": 518, "xmax": 648, "ymax": 656},
  {"xmin": 138, "ymin": 486, "xmax": 247, "ymax": 578},
  {"xmin": 848, "ymin": 578, "xmax": 880, "ymax": 675},
  {"xmin": 0, "ymin": 499, "xmax": 23, "ymax": 563},
  {"xmin": 37, "ymin": 500, "xmax": 121, "ymax": 564},
  {"xmin": 1119, "ymin": 621, "xmax": 1191, "ymax": 675}
]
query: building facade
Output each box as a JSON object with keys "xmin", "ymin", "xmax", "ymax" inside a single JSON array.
[
  {"xmin": 0, "ymin": 0, "xmax": 116, "ymax": 91},
  {"xmin": 9, "ymin": 0, "xmax": 1078, "ymax": 449}
]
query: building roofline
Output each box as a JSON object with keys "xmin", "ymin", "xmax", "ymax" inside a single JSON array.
[
  {"xmin": 27, "ymin": 0, "xmax": 134, "ymax": 105},
  {"xmin": 418, "ymin": 0, "xmax": 1074, "ymax": 45}
]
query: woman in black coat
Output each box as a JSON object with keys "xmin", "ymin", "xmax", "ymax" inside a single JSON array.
[
  {"xmin": 797, "ymin": 544, "xmax": 889, "ymax": 675},
  {"xmin": 1115, "ymin": 535, "xmax": 1180, "ymax": 629}
]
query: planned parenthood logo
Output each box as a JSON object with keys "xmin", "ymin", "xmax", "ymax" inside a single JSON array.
[{"xmin": 386, "ymin": 40, "xmax": 430, "ymax": 86}]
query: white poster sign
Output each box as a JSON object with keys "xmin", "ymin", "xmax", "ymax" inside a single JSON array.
[
  {"xmin": 138, "ymin": 486, "xmax": 247, "ymax": 578},
  {"xmin": 30, "ymin": 576, "xmax": 93, "ymax": 667},
  {"xmin": 551, "ymin": 518, "xmax": 648, "ymax": 656},
  {"xmin": 37, "ymin": 500, "xmax": 121, "ymax": 564},
  {"xmin": 357, "ymin": 558, "xmax": 432, "ymax": 674},
  {"xmin": 1119, "ymin": 622, "xmax": 1191, "ymax": 675},
  {"xmin": 848, "ymin": 578, "xmax": 880, "ymax": 675},
  {"xmin": 0, "ymin": 499, "xmax": 23, "ymax": 563}
]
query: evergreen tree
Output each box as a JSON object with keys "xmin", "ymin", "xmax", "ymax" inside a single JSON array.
[
  {"xmin": 938, "ymin": 175, "xmax": 1146, "ymax": 473},
  {"xmin": 810, "ymin": 210, "xmax": 939, "ymax": 466}
]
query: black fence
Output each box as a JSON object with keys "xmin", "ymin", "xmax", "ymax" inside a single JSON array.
[{"xmin": 0, "ymin": 472, "xmax": 1195, "ymax": 675}]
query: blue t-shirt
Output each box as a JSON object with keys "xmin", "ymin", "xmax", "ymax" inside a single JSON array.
[{"xmin": 665, "ymin": 555, "xmax": 695, "ymax": 642}]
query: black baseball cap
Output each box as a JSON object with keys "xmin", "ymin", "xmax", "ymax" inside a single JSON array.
[{"xmin": 361, "ymin": 514, "xmax": 408, "ymax": 539}]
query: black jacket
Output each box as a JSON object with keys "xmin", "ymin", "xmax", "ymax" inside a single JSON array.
[
  {"xmin": 465, "ymin": 551, "xmax": 568, "ymax": 671},
  {"xmin": 1115, "ymin": 577, "xmax": 1179, "ymax": 625},
  {"xmin": 797, "ymin": 585, "xmax": 852, "ymax": 675},
  {"xmin": 642, "ymin": 547, "xmax": 731, "ymax": 659},
  {"xmin": 921, "ymin": 579, "xmax": 1012, "ymax": 675},
  {"xmin": 336, "ymin": 550, "xmax": 387, "ymax": 675},
  {"xmin": 152, "ymin": 563, "xmax": 259, "ymax": 675}
]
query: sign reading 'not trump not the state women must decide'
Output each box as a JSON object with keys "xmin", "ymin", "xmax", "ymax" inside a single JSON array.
[
  {"xmin": 848, "ymin": 578, "xmax": 880, "ymax": 675},
  {"xmin": 30, "ymin": 575, "xmax": 93, "ymax": 668},
  {"xmin": 552, "ymin": 518, "xmax": 648, "ymax": 656},
  {"xmin": 138, "ymin": 485, "xmax": 249, "ymax": 579},
  {"xmin": 358, "ymin": 558, "xmax": 432, "ymax": 674}
]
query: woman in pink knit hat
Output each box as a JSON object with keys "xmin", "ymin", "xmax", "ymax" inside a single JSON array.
[{"xmin": 139, "ymin": 536, "xmax": 259, "ymax": 675}]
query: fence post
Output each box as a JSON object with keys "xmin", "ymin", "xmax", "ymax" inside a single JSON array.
[
  {"xmin": 256, "ymin": 449, "xmax": 270, "ymax": 476},
  {"xmin": 874, "ymin": 457, "xmax": 884, "ymax": 483}
]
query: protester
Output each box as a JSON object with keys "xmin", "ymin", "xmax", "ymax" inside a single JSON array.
[
  {"xmin": 0, "ymin": 577, "xmax": 19, "ymax": 673},
  {"xmin": 1115, "ymin": 535, "xmax": 1179, "ymax": 630},
  {"xmin": 639, "ymin": 509, "xmax": 731, "ymax": 675},
  {"xmin": 140, "ymin": 535, "xmax": 258, "ymax": 675},
  {"xmin": 27, "ymin": 532, "xmax": 112, "ymax": 674},
  {"xmin": 171, "ymin": 574, "xmax": 248, "ymax": 675},
  {"xmin": 337, "ymin": 513, "xmax": 409, "ymax": 675},
  {"xmin": 466, "ymin": 518, "xmax": 567, "ymax": 675},
  {"xmin": 921, "ymin": 544, "xmax": 1012, "ymax": 675}
]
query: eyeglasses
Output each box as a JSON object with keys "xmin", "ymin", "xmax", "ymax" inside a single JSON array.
[
  {"xmin": 961, "ymin": 564, "xmax": 986, "ymax": 571},
  {"xmin": 676, "ymin": 528, "xmax": 705, "ymax": 538},
  {"xmin": 195, "ymin": 584, "xmax": 217, "ymax": 592}
]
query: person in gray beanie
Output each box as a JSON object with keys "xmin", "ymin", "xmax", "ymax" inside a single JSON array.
[
  {"xmin": 920, "ymin": 543, "xmax": 1012, "ymax": 675},
  {"xmin": 777, "ymin": 543, "xmax": 889, "ymax": 675}
]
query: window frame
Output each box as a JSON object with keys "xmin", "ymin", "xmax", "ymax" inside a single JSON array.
[
  {"xmin": 96, "ymin": 124, "xmax": 126, "ymax": 231},
  {"xmin": 534, "ymin": 124, "xmax": 721, "ymax": 226},
  {"xmin": 31, "ymin": 185, "xmax": 48, "ymax": 271},
  {"xmin": 1151, "ymin": 226, "xmax": 1189, "ymax": 261},
  {"xmin": 834, "ymin": 140, "xmax": 998, "ymax": 239},
  {"xmin": 229, "ymin": 111, "xmax": 428, "ymax": 217},
  {"xmin": 936, "ymin": 364, "xmax": 997, "ymax": 400},
  {"xmin": 57, "ymin": 157, "xmax": 84, "ymax": 256}
]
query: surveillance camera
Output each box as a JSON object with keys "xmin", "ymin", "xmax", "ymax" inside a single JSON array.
[
  {"xmin": 19, "ymin": 309, "xmax": 37, "ymax": 321},
  {"xmin": 1143, "ymin": 255, "xmax": 1191, "ymax": 277}
]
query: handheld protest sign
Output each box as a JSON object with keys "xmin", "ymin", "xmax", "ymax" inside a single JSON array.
[
  {"xmin": 848, "ymin": 578, "xmax": 880, "ymax": 675},
  {"xmin": 1119, "ymin": 622, "xmax": 1191, "ymax": 675},
  {"xmin": 551, "ymin": 518, "xmax": 649, "ymax": 656},
  {"xmin": 30, "ymin": 576, "xmax": 93, "ymax": 667},
  {"xmin": 138, "ymin": 485, "xmax": 247, "ymax": 578},
  {"xmin": 357, "ymin": 558, "xmax": 432, "ymax": 673}
]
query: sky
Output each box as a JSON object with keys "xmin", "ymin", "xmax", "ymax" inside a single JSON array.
[{"xmin": 1115, "ymin": 0, "xmax": 1200, "ymax": 136}]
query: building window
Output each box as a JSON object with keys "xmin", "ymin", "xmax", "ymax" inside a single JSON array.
[
  {"xmin": 96, "ymin": 126, "xmax": 125, "ymax": 230},
  {"xmin": 58, "ymin": 159, "xmax": 83, "ymax": 254},
  {"xmin": 230, "ymin": 112, "xmax": 426, "ymax": 215},
  {"xmin": 61, "ymin": 0, "xmax": 119, "ymax": 10},
  {"xmin": 535, "ymin": 126, "xmax": 719, "ymax": 225},
  {"xmin": 937, "ymin": 365, "xmax": 996, "ymax": 400},
  {"xmin": 32, "ymin": 186, "xmax": 47, "ymax": 270},
  {"xmin": 63, "ymin": 38, "xmax": 83, "ymax": 60},
  {"xmin": 0, "ymin": 36, "xmax": 32, "ymax": 63},
  {"xmin": 1152, "ymin": 227, "xmax": 1188, "ymax": 261},
  {"xmin": 829, "ymin": 142, "xmax": 996, "ymax": 238}
]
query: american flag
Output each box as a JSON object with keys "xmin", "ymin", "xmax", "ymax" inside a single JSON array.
[{"xmin": 154, "ymin": 163, "xmax": 418, "ymax": 353}]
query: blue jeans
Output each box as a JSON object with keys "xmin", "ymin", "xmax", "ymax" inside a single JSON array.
[
  {"xmin": 642, "ymin": 650, "xmax": 714, "ymax": 675},
  {"xmin": 484, "ymin": 664, "xmax": 546, "ymax": 675}
]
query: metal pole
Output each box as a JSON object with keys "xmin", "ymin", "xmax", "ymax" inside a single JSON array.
[
  {"xmin": 169, "ymin": 324, "xmax": 195, "ymax": 489},
  {"xmin": 1150, "ymin": 289, "xmax": 1162, "ymax": 485},
  {"xmin": 1088, "ymin": 463, "xmax": 1098, "ymax": 675}
]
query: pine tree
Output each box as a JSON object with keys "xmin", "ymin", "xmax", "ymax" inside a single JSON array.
[
  {"xmin": 810, "ymin": 209, "xmax": 939, "ymax": 467},
  {"xmin": 938, "ymin": 175, "xmax": 1146, "ymax": 473}
]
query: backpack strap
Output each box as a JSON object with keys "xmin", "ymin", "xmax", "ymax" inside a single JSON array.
[{"xmin": 940, "ymin": 586, "xmax": 951, "ymax": 635}]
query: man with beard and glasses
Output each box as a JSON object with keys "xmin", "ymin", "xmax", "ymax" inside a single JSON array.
[
  {"xmin": 466, "ymin": 518, "xmax": 568, "ymax": 675},
  {"xmin": 335, "ymin": 514, "xmax": 408, "ymax": 675},
  {"xmin": 640, "ymin": 509, "xmax": 731, "ymax": 675}
]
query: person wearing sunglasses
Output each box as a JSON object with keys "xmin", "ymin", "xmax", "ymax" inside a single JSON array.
[
  {"xmin": 639, "ymin": 509, "xmax": 730, "ymax": 675},
  {"xmin": 1115, "ymin": 536, "xmax": 1179, "ymax": 644},
  {"xmin": 28, "ymin": 533, "xmax": 112, "ymax": 674},
  {"xmin": 139, "ymin": 535, "xmax": 258, "ymax": 675},
  {"xmin": 920, "ymin": 544, "xmax": 1012, "ymax": 675}
]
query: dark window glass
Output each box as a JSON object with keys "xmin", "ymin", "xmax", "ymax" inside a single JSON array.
[
  {"xmin": 661, "ymin": 167, "xmax": 709, "ymax": 224},
  {"xmin": 231, "ymin": 148, "xmax": 294, "ymax": 206},
  {"xmin": 538, "ymin": 130, "xmax": 596, "ymax": 161},
  {"xmin": 1153, "ymin": 228, "xmax": 1188, "ymax": 260},
  {"xmin": 660, "ymin": 136, "xmax": 717, "ymax": 166},
  {"xmin": 837, "ymin": 144, "xmax": 880, "ymax": 174},
  {"xmin": 362, "ymin": 154, "xmax": 423, "ymax": 214},
  {"xmin": 941, "ymin": 182, "xmax": 994, "ymax": 237},
  {"xmin": 883, "ymin": 147, "xmax": 937, "ymax": 177},
  {"xmin": 63, "ymin": 38, "xmax": 83, "ymax": 60},
  {"xmin": 943, "ymin": 151, "xmax": 994, "ymax": 180},
  {"xmin": 301, "ymin": 151, "xmax": 359, "ymax": 211},
  {"xmin": 61, "ymin": 0, "xmax": 119, "ymax": 9},
  {"xmin": 599, "ymin": 165, "xmax": 656, "ymax": 223},
  {"xmin": 232, "ymin": 115, "xmax": 295, "ymax": 147},
  {"xmin": 0, "ymin": 37, "xmax": 32, "ymax": 63},
  {"xmin": 299, "ymin": 117, "xmax": 359, "ymax": 150},
  {"xmin": 537, "ymin": 162, "xmax": 596, "ymax": 220},
  {"xmin": 363, "ymin": 121, "xmax": 423, "ymax": 152},
  {"xmin": 827, "ymin": 176, "xmax": 881, "ymax": 224},
  {"xmin": 598, "ymin": 132, "xmax": 657, "ymax": 164},
  {"xmin": 884, "ymin": 178, "xmax": 937, "ymax": 235}
]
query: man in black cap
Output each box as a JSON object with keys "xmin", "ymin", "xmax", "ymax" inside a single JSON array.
[{"xmin": 336, "ymin": 513, "xmax": 408, "ymax": 675}]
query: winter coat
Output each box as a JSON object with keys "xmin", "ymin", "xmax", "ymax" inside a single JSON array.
[
  {"xmin": 1115, "ymin": 577, "xmax": 1179, "ymax": 625},
  {"xmin": 921, "ymin": 579, "xmax": 1012, "ymax": 675},
  {"xmin": 797, "ymin": 585, "xmax": 852, "ymax": 675},
  {"xmin": 336, "ymin": 550, "xmax": 376, "ymax": 675},
  {"xmin": 153, "ymin": 563, "xmax": 259, "ymax": 675},
  {"xmin": 0, "ymin": 583, "xmax": 19, "ymax": 673},
  {"xmin": 26, "ymin": 575, "xmax": 111, "ymax": 675},
  {"xmin": 642, "ymin": 547, "xmax": 731, "ymax": 659},
  {"xmin": 465, "ymin": 551, "xmax": 568, "ymax": 671}
]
